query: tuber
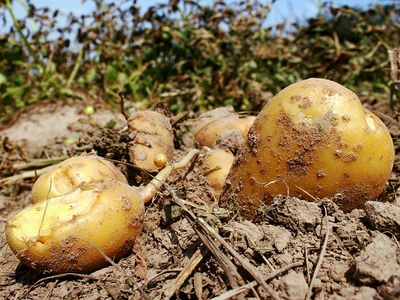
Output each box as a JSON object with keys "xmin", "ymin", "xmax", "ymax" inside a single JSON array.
[
  {"xmin": 6, "ymin": 149, "xmax": 199, "ymax": 274},
  {"xmin": 201, "ymin": 149, "xmax": 235, "ymax": 199},
  {"xmin": 7, "ymin": 179, "xmax": 144, "ymax": 274},
  {"xmin": 127, "ymin": 111, "xmax": 174, "ymax": 172},
  {"xmin": 221, "ymin": 78, "xmax": 395, "ymax": 218},
  {"xmin": 31, "ymin": 155, "xmax": 127, "ymax": 203},
  {"xmin": 193, "ymin": 107, "xmax": 255, "ymax": 148}
]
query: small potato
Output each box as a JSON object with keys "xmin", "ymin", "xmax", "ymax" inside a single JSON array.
[
  {"xmin": 31, "ymin": 155, "xmax": 127, "ymax": 204},
  {"xmin": 128, "ymin": 111, "xmax": 174, "ymax": 172},
  {"xmin": 201, "ymin": 149, "xmax": 235, "ymax": 199},
  {"xmin": 193, "ymin": 107, "xmax": 255, "ymax": 147},
  {"xmin": 6, "ymin": 179, "xmax": 144, "ymax": 274},
  {"xmin": 221, "ymin": 78, "xmax": 395, "ymax": 218}
]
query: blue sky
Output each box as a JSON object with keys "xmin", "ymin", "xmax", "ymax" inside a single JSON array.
[{"xmin": 10, "ymin": 0, "xmax": 379, "ymax": 28}]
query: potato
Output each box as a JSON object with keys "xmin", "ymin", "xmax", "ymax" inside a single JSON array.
[
  {"xmin": 6, "ymin": 179, "xmax": 144, "ymax": 274},
  {"xmin": 6, "ymin": 149, "xmax": 199, "ymax": 274},
  {"xmin": 193, "ymin": 107, "xmax": 255, "ymax": 147},
  {"xmin": 201, "ymin": 149, "xmax": 235, "ymax": 199},
  {"xmin": 128, "ymin": 111, "xmax": 174, "ymax": 172},
  {"xmin": 221, "ymin": 78, "xmax": 395, "ymax": 218},
  {"xmin": 31, "ymin": 155, "xmax": 127, "ymax": 204}
]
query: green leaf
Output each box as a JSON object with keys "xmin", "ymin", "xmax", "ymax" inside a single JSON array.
[
  {"xmin": 105, "ymin": 65, "xmax": 118, "ymax": 81},
  {"xmin": 0, "ymin": 73, "xmax": 6, "ymax": 85}
]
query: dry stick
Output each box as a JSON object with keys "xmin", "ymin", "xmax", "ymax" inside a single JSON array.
[
  {"xmin": 37, "ymin": 178, "xmax": 53, "ymax": 237},
  {"xmin": 198, "ymin": 218, "xmax": 281, "ymax": 300},
  {"xmin": 118, "ymin": 87, "xmax": 130, "ymax": 121},
  {"xmin": 0, "ymin": 165, "xmax": 54, "ymax": 185},
  {"xmin": 163, "ymin": 246, "xmax": 206, "ymax": 299},
  {"xmin": 194, "ymin": 221, "xmax": 244, "ymax": 292},
  {"xmin": 210, "ymin": 261, "xmax": 304, "ymax": 300},
  {"xmin": 168, "ymin": 192, "xmax": 271, "ymax": 300},
  {"xmin": 43, "ymin": 280, "xmax": 58, "ymax": 300},
  {"xmin": 193, "ymin": 272, "xmax": 203, "ymax": 299},
  {"xmin": 12, "ymin": 156, "xmax": 68, "ymax": 170},
  {"xmin": 304, "ymin": 245, "xmax": 311, "ymax": 283},
  {"xmin": 145, "ymin": 268, "xmax": 183, "ymax": 286},
  {"xmin": 19, "ymin": 273, "xmax": 101, "ymax": 300},
  {"xmin": 245, "ymin": 234, "xmax": 275, "ymax": 272},
  {"xmin": 167, "ymin": 189, "xmax": 245, "ymax": 296},
  {"xmin": 305, "ymin": 205, "xmax": 330, "ymax": 300}
]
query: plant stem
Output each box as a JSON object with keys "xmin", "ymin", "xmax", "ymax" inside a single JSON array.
[
  {"xmin": 5, "ymin": 0, "xmax": 44, "ymax": 68},
  {"xmin": 66, "ymin": 47, "xmax": 84, "ymax": 88}
]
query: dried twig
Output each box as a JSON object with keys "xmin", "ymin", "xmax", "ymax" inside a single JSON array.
[
  {"xmin": 210, "ymin": 261, "xmax": 304, "ymax": 300},
  {"xmin": 12, "ymin": 156, "xmax": 67, "ymax": 170},
  {"xmin": 198, "ymin": 217, "xmax": 280, "ymax": 300},
  {"xmin": 0, "ymin": 165, "xmax": 54, "ymax": 185},
  {"xmin": 167, "ymin": 188, "xmax": 280, "ymax": 299},
  {"xmin": 163, "ymin": 246, "xmax": 206, "ymax": 299},
  {"xmin": 145, "ymin": 268, "xmax": 183, "ymax": 285},
  {"xmin": 304, "ymin": 245, "xmax": 311, "ymax": 283},
  {"xmin": 18, "ymin": 273, "xmax": 101, "ymax": 300},
  {"xmin": 118, "ymin": 87, "xmax": 130, "ymax": 121},
  {"xmin": 166, "ymin": 187, "xmax": 246, "ymax": 297},
  {"xmin": 305, "ymin": 205, "xmax": 330, "ymax": 300},
  {"xmin": 193, "ymin": 272, "xmax": 203, "ymax": 299}
]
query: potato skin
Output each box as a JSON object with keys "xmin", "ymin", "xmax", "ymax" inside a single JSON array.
[
  {"xmin": 221, "ymin": 78, "xmax": 394, "ymax": 218},
  {"xmin": 201, "ymin": 149, "xmax": 235, "ymax": 199},
  {"xmin": 193, "ymin": 107, "xmax": 255, "ymax": 147},
  {"xmin": 128, "ymin": 111, "xmax": 174, "ymax": 172},
  {"xmin": 6, "ymin": 180, "xmax": 144, "ymax": 274},
  {"xmin": 31, "ymin": 155, "xmax": 127, "ymax": 203}
]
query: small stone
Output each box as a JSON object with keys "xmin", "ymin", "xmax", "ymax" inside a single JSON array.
[
  {"xmin": 262, "ymin": 225, "xmax": 292, "ymax": 252},
  {"xmin": 378, "ymin": 275, "xmax": 400, "ymax": 300},
  {"xmin": 330, "ymin": 262, "xmax": 349, "ymax": 283},
  {"xmin": 268, "ymin": 196, "xmax": 321, "ymax": 232},
  {"xmin": 354, "ymin": 232, "xmax": 400, "ymax": 284},
  {"xmin": 336, "ymin": 286, "xmax": 382, "ymax": 300},
  {"xmin": 365, "ymin": 201, "xmax": 400, "ymax": 235},
  {"xmin": 279, "ymin": 271, "xmax": 308, "ymax": 300}
]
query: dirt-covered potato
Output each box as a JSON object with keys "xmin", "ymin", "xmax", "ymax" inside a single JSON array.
[
  {"xmin": 128, "ymin": 111, "xmax": 174, "ymax": 172},
  {"xmin": 6, "ymin": 179, "xmax": 144, "ymax": 274},
  {"xmin": 193, "ymin": 107, "xmax": 255, "ymax": 147},
  {"xmin": 6, "ymin": 149, "xmax": 199, "ymax": 274},
  {"xmin": 201, "ymin": 149, "xmax": 234, "ymax": 199},
  {"xmin": 31, "ymin": 155, "xmax": 127, "ymax": 203},
  {"xmin": 221, "ymin": 78, "xmax": 395, "ymax": 218}
]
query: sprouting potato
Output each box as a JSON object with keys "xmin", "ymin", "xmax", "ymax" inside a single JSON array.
[
  {"xmin": 201, "ymin": 149, "xmax": 235, "ymax": 199},
  {"xmin": 193, "ymin": 107, "xmax": 255, "ymax": 148},
  {"xmin": 6, "ymin": 179, "xmax": 144, "ymax": 274},
  {"xmin": 221, "ymin": 78, "xmax": 395, "ymax": 218},
  {"xmin": 31, "ymin": 155, "xmax": 127, "ymax": 203},
  {"xmin": 6, "ymin": 149, "xmax": 199, "ymax": 274},
  {"xmin": 128, "ymin": 111, "xmax": 174, "ymax": 172}
]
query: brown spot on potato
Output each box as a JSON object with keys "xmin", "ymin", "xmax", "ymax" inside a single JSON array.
[
  {"xmin": 341, "ymin": 114, "xmax": 350, "ymax": 122},
  {"xmin": 119, "ymin": 196, "xmax": 132, "ymax": 210},
  {"xmin": 128, "ymin": 214, "xmax": 144, "ymax": 229},
  {"xmin": 247, "ymin": 131, "xmax": 260, "ymax": 154}
]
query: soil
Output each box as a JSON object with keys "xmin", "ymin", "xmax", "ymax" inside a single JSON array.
[{"xmin": 0, "ymin": 101, "xmax": 399, "ymax": 300}]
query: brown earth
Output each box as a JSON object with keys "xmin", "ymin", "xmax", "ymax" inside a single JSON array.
[{"xmin": 0, "ymin": 101, "xmax": 399, "ymax": 300}]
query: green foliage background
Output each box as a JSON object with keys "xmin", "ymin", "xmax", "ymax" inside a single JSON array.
[{"xmin": 0, "ymin": 0, "xmax": 399, "ymax": 125}]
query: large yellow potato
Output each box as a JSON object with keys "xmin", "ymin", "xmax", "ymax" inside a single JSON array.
[
  {"xmin": 128, "ymin": 111, "xmax": 174, "ymax": 172},
  {"xmin": 201, "ymin": 149, "xmax": 235, "ymax": 199},
  {"xmin": 221, "ymin": 78, "xmax": 394, "ymax": 218},
  {"xmin": 6, "ymin": 149, "xmax": 200, "ymax": 274},
  {"xmin": 31, "ymin": 155, "xmax": 127, "ymax": 203},
  {"xmin": 193, "ymin": 107, "xmax": 255, "ymax": 147},
  {"xmin": 6, "ymin": 179, "xmax": 144, "ymax": 274}
]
